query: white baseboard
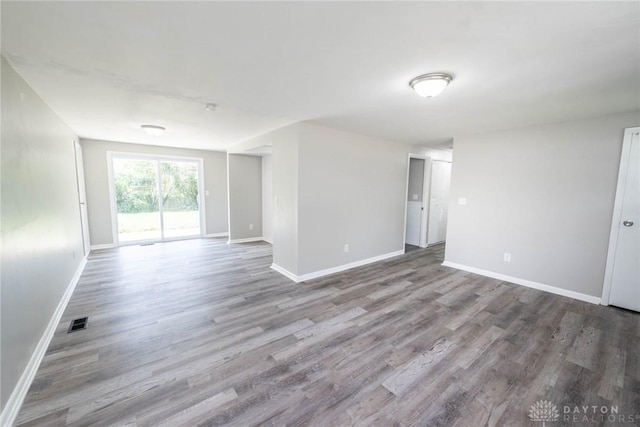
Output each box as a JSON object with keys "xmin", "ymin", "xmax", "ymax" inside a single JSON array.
[
  {"xmin": 272, "ymin": 250, "xmax": 405, "ymax": 283},
  {"xmin": 90, "ymin": 243, "xmax": 115, "ymax": 251},
  {"xmin": 206, "ymin": 232, "xmax": 229, "ymax": 238},
  {"xmin": 227, "ymin": 237, "xmax": 265, "ymax": 244},
  {"xmin": 0, "ymin": 255, "xmax": 88, "ymax": 427},
  {"xmin": 270, "ymin": 263, "xmax": 300, "ymax": 282},
  {"xmin": 441, "ymin": 261, "xmax": 601, "ymax": 305}
]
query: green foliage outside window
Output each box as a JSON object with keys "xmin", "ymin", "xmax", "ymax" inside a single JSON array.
[{"xmin": 114, "ymin": 160, "xmax": 199, "ymax": 213}]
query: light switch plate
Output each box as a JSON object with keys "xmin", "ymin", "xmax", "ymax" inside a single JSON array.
[{"xmin": 458, "ymin": 198, "xmax": 467, "ymax": 205}]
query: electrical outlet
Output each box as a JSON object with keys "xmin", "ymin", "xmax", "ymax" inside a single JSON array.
[
  {"xmin": 205, "ymin": 190, "xmax": 210, "ymax": 197},
  {"xmin": 344, "ymin": 244, "xmax": 349, "ymax": 253},
  {"xmin": 412, "ymin": 194, "xmax": 418, "ymax": 200},
  {"xmin": 249, "ymin": 224, "xmax": 254, "ymax": 230},
  {"xmin": 504, "ymin": 252, "xmax": 511, "ymax": 262}
]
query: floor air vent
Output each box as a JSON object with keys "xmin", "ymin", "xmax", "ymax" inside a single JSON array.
[
  {"xmin": 140, "ymin": 243, "xmax": 155, "ymax": 246},
  {"xmin": 68, "ymin": 317, "xmax": 88, "ymax": 333}
]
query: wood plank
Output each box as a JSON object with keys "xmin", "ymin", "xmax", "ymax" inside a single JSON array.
[{"xmin": 14, "ymin": 239, "xmax": 640, "ymax": 426}]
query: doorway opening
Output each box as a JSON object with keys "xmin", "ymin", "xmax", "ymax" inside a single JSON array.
[
  {"xmin": 405, "ymin": 156, "xmax": 427, "ymax": 250},
  {"xmin": 108, "ymin": 153, "xmax": 205, "ymax": 245},
  {"xmin": 404, "ymin": 154, "xmax": 452, "ymax": 252}
]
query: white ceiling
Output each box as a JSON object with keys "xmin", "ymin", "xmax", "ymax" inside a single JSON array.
[{"xmin": 2, "ymin": 2, "xmax": 639, "ymax": 151}]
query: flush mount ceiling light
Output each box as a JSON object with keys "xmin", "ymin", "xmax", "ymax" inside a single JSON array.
[
  {"xmin": 140, "ymin": 125, "xmax": 165, "ymax": 136},
  {"xmin": 409, "ymin": 73, "xmax": 454, "ymax": 98},
  {"xmin": 204, "ymin": 103, "xmax": 217, "ymax": 112}
]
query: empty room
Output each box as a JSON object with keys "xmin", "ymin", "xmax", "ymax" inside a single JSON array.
[{"xmin": 1, "ymin": 2, "xmax": 639, "ymax": 426}]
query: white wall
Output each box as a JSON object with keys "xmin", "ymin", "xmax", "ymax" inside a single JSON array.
[
  {"xmin": 445, "ymin": 111, "xmax": 640, "ymax": 298},
  {"xmin": 272, "ymin": 125, "xmax": 301, "ymax": 274},
  {"xmin": 262, "ymin": 155, "xmax": 273, "ymax": 243},
  {"xmin": 1, "ymin": 58, "xmax": 84, "ymax": 412},
  {"xmin": 296, "ymin": 123, "xmax": 410, "ymax": 275},
  {"xmin": 81, "ymin": 139, "xmax": 228, "ymax": 246},
  {"xmin": 267, "ymin": 122, "xmax": 418, "ymax": 278},
  {"xmin": 228, "ymin": 154, "xmax": 263, "ymax": 241}
]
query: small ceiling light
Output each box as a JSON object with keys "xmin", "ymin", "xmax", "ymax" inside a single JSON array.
[
  {"xmin": 204, "ymin": 103, "xmax": 217, "ymax": 112},
  {"xmin": 141, "ymin": 125, "xmax": 165, "ymax": 136},
  {"xmin": 409, "ymin": 73, "xmax": 454, "ymax": 98}
]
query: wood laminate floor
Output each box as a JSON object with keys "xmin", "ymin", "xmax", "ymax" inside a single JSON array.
[{"xmin": 16, "ymin": 239, "xmax": 640, "ymax": 426}]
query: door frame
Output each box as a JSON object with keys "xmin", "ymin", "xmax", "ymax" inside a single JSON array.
[
  {"xmin": 403, "ymin": 154, "xmax": 431, "ymax": 249},
  {"xmin": 601, "ymin": 126, "xmax": 640, "ymax": 305},
  {"xmin": 106, "ymin": 151, "xmax": 206, "ymax": 246},
  {"xmin": 73, "ymin": 140, "xmax": 91, "ymax": 255}
]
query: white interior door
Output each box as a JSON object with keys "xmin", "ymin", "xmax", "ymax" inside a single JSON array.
[
  {"xmin": 405, "ymin": 203, "xmax": 422, "ymax": 246},
  {"xmin": 427, "ymin": 160, "xmax": 451, "ymax": 246},
  {"xmin": 74, "ymin": 141, "xmax": 91, "ymax": 255},
  {"xmin": 606, "ymin": 129, "xmax": 639, "ymax": 312}
]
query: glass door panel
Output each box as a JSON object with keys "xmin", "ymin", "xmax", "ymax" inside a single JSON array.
[
  {"xmin": 160, "ymin": 160, "xmax": 201, "ymax": 238},
  {"xmin": 113, "ymin": 158, "xmax": 162, "ymax": 242}
]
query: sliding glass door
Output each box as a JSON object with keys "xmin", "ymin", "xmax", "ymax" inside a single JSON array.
[
  {"xmin": 113, "ymin": 158, "xmax": 162, "ymax": 242},
  {"xmin": 160, "ymin": 161, "xmax": 201, "ymax": 238},
  {"xmin": 111, "ymin": 154, "xmax": 203, "ymax": 244}
]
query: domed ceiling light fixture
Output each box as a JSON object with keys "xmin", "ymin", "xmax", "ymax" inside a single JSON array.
[
  {"xmin": 141, "ymin": 125, "xmax": 166, "ymax": 136},
  {"xmin": 409, "ymin": 73, "xmax": 454, "ymax": 98}
]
